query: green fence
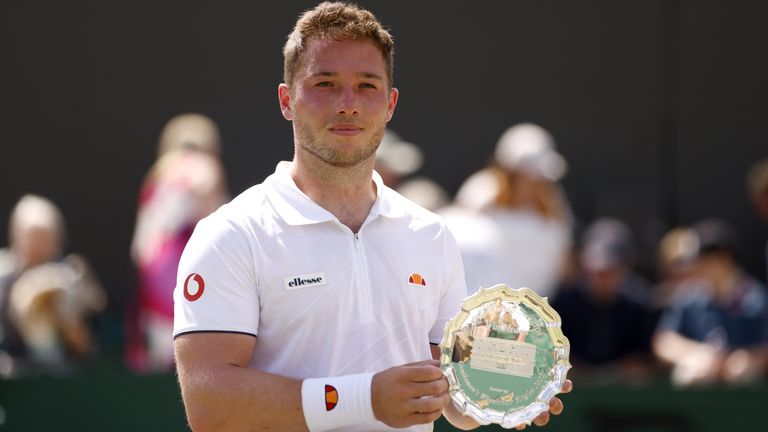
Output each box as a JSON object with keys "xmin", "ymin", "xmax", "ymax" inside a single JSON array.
[{"xmin": 2, "ymin": 371, "xmax": 766, "ymax": 431}]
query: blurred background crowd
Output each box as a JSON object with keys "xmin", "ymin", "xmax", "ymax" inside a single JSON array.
[
  {"xmin": 1, "ymin": 0, "xmax": 768, "ymax": 430},
  {"xmin": 2, "ymin": 115, "xmax": 767, "ymax": 390}
]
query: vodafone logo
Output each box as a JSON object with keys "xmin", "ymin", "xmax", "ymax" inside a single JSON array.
[{"xmin": 183, "ymin": 273, "xmax": 205, "ymax": 302}]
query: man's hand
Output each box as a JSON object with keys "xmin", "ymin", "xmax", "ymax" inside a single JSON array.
[
  {"xmin": 371, "ymin": 359, "xmax": 451, "ymax": 428},
  {"xmin": 515, "ymin": 379, "xmax": 573, "ymax": 430}
]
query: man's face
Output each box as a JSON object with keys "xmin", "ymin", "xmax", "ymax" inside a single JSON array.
[
  {"xmin": 585, "ymin": 265, "xmax": 625, "ymax": 303},
  {"xmin": 12, "ymin": 224, "xmax": 60, "ymax": 269},
  {"xmin": 279, "ymin": 37, "xmax": 398, "ymax": 168}
]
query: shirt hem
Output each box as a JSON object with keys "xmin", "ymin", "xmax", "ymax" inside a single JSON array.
[{"xmin": 173, "ymin": 329, "xmax": 258, "ymax": 340}]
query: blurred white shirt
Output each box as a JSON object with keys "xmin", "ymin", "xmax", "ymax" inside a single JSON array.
[{"xmin": 442, "ymin": 206, "xmax": 570, "ymax": 299}]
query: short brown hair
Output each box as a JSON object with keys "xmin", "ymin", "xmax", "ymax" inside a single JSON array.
[{"xmin": 283, "ymin": 2, "xmax": 394, "ymax": 88}]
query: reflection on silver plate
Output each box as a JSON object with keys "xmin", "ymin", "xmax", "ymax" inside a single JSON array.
[{"xmin": 440, "ymin": 284, "xmax": 571, "ymax": 429}]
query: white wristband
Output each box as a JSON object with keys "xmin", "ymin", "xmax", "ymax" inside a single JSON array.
[{"xmin": 301, "ymin": 372, "xmax": 377, "ymax": 432}]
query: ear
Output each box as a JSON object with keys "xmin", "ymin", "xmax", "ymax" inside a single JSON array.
[
  {"xmin": 278, "ymin": 83, "xmax": 293, "ymax": 120},
  {"xmin": 385, "ymin": 87, "xmax": 399, "ymax": 122}
]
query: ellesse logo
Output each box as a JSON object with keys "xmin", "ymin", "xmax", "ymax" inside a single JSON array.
[
  {"xmin": 325, "ymin": 385, "xmax": 338, "ymax": 411},
  {"xmin": 184, "ymin": 273, "xmax": 205, "ymax": 301},
  {"xmin": 408, "ymin": 273, "xmax": 427, "ymax": 287},
  {"xmin": 283, "ymin": 272, "xmax": 327, "ymax": 291}
]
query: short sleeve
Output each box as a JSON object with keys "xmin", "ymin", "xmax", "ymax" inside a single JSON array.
[
  {"xmin": 173, "ymin": 212, "xmax": 260, "ymax": 338},
  {"xmin": 742, "ymin": 283, "xmax": 768, "ymax": 346},
  {"xmin": 429, "ymin": 224, "xmax": 467, "ymax": 344},
  {"xmin": 655, "ymin": 300, "xmax": 687, "ymax": 336}
]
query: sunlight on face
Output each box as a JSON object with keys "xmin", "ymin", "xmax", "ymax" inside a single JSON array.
[{"xmin": 285, "ymin": 37, "xmax": 397, "ymax": 168}]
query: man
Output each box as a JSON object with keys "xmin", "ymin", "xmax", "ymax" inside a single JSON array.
[
  {"xmin": 173, "ymin": 3, "xmax": 570, "ymax": 431},
  {"xmin": 552, "ymin": 218, "xmax": 655, "ymax": 381},
  {"xmin": 0, "ymin": 195, "xmax": 106, "ymax": 374},
  {"xmin": 747, "ymin": 158, "xmax": 768, "ymax": 282},
  {"xmin": 653, "ymin": 219, "xmax": 768, "ymax": 386}
]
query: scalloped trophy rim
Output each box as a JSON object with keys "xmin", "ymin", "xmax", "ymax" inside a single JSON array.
[{"xmin": 439, "ymin": 284, "xmax": 572, "ymax": 429}]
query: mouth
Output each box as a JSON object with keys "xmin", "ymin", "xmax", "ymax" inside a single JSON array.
[{"xmin": 329, "ymin": 124, "xmax": 363, "ymax": 136}]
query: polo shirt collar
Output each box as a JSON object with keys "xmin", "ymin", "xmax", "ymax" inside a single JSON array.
[{"xmin": 265, "ymin": 161, "xmax": 404, "ymax": 226}]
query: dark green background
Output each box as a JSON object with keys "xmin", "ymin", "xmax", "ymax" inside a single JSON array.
[{"xmin": 2, "ymin": 371, "xmax": 766, "ymax": 431}]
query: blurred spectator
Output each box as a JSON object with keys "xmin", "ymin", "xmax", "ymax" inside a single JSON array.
[
  {"xmin": 747, "ymin": 158, "xmax": 768, "ymax": 282},
  {"xmin": 653, "ymin": 219, "xmax": 768, "ymax": 387},
  {"xmin": 396, "ymin": 177, "xmax": 450, "ymax": 212},
  {"xmin": 0, "ymin": 195, "xmax": 105, "ymax": 376},
  {"xmin": 654, "ymin": 226, "xmax": 699, "ymax": 309},
  {"xmin": 127, "ymin": 113, "xmax": 229, "ymax": 373},
  {"xmin": 375, "ymin": 129, "xmax": 423, "ymax": 189},
  {"xmin": 442, "ymin": 123, "xmax": 572, "ymax": 297},
  {"xmin": 375, "ymin": 129, "xmax": 449, "ymax": 212},
  {"xmin": 552, "ymin": 217, "xmax": 655, "ymax": 381},
  {"xmin": 581, "ymin": 218, "xmax": 654, "ymax": 307}
]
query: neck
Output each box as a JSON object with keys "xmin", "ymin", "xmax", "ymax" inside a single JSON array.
[{"xmin": 291, "ymin": 151, "xmax": 377, "ymax": 233}]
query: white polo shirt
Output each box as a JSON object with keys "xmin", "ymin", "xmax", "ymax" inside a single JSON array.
[{"xmin": 174, "ymin": 162, "xmax": 466, "ymax": 432}]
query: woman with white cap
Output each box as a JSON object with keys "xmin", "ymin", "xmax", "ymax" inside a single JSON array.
[{"xmin": 443, "ymin": 123, "xmax": 572, "ymax": 298}]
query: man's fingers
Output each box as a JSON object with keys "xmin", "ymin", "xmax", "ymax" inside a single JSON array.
[
  {"xmin": 510, "ymin": 390, "xmax": 568, "ymax": 431},
  {"xmin": 405, "ymin": 364, "xmax": 445, "ymax": 383},
  {"xmin": 402, "ymin": 359, "xmax": 440, "ymax": 368},
  {"xmin": 533, "ymin": 411, "xmax": 550, "ymax": 427},
  {"xmin": 549, "ymin": 397, "xmax": 564, "ymax": 415},
  {"xmin": 561, "ymin": 379, "xmax": 573, "ymax": 394},
  {"xmin": 410, "ymin": 391, "xmax": 450, "ymax": 414},
  {"xmin": 408, "ymin": 409, "xmax": 444, "ymax": 425},
  {"xmin": 371, "ymin": 362, "xmax": 453, "ymax": 429},
  {"xmin": 406, "ymin": 377, "xmax": 448, "ymax": 398}
]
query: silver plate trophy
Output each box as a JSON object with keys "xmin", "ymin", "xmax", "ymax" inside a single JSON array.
[{"xmin": 439, "ymin": 284, "xmax": 571, "ymax": 429}]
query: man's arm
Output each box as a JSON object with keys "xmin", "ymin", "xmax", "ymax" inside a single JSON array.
[
  {"xmin": 175, "ymin": 332, "xmax": 307, "ymax": 432},
  {"xmin": 176, "ymin": 333, "xmax": 454, "ymax": 431},
  {"xmin": 652, "ymin": 330, "xmax": 722, "ymax": 386},
  {"xmin": 653, "ymin": 330, "xmax": 768, "ymax": 385},
  {"xmin": 652, "ymin": 330, "xmax": 710, "ymax": 365}
]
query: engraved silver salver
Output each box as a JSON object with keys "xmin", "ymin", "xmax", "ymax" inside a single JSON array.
[{"xmin": 439, "ymin": 284, "xmax": 571, "ymax": 429}]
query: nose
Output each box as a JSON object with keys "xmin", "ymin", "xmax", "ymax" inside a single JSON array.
[{"xmin": 336, "ymin": 86, "xmax": 359, "ymax": 115}]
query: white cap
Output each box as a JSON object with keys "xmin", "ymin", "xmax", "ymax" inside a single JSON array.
[
  {"xmin": 494, "ymin": 123, "xmax": 567, "ymax": 181},
  {"xmin": 158, "ymin": 113, "xmax": 222, "ymax": 158},
  {"xmin": 375, "ymin": 129, "xmax": 423, "ymax": 176},
  {"xmin": 396, "ymin": 177, "xmax": 450, "ymax": 212},
  {"xmin": 454, "ymin": 168, "xmax": 500, "ymax": 210}
]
